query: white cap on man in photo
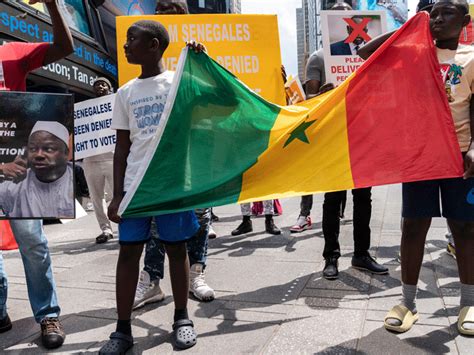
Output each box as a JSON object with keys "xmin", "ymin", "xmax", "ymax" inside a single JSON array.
[{"xmin": 30, "ymin": 121, "xmax": 70, "ymax": 147}]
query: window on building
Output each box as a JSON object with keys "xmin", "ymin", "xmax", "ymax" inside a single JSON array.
[{"xmin": 199, "ymin": 0, "xmax": 205, "ymax": 8}]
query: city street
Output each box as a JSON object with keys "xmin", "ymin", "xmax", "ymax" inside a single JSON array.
[{"xmin": 0, "ymin": 184, "xmax": 471, "ymax": 354}]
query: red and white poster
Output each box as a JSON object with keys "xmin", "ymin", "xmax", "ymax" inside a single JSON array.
[{"xmin": 321, "ymin": 10, "xmax": 387, "ymax": 86}]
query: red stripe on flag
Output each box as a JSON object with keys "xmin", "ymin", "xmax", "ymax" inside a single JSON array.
[{"xmin": 345, "ymin": 13, "xmax": 463, "ymax": 188}]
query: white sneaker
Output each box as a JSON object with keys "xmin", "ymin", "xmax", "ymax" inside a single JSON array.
[
  {"xmin": 85, "ymin": 202, "xmax": 94, "ymax": 211},
  {"xmin": 290, "ymin": 216, "xmax": 312, "ymax": 233},
  {"xmin": 190, "ymin": 264, "xmax": 215, "ymax": 302},
  {"xmin": 133, "ymin": 270, "xmax": 165, "ymax": 310},
  {"xmin": 208, "ymin": 225, "xmax": 217, "ymax": 239}
]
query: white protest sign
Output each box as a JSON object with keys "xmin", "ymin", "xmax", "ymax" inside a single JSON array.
[
  {"xmin": 74, "ymin": 95, "xmax": 116, "ymax": 160},
  {"xmin": 321, "ymin": 10, "xmax": 387, "ymax": 86}
]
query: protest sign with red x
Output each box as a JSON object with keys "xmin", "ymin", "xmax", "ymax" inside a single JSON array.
[{"xmin": 343, "ymin": 17, "xmax": 372, "ymax": 43}]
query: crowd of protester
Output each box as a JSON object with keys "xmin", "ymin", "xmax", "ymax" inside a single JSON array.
[{"xmin": 0, "ymin": 0, "xmax": 473, "ymax": 353}]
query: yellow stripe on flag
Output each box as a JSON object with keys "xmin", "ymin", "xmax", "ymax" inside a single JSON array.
[{"xmin": 238, "ymin": 79, "xmax": 355, "ymax": 203}]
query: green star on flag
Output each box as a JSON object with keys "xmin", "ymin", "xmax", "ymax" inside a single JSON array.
[{"xmin": 284, "ymin": 119, "xmax": 317, "ymax": 148}]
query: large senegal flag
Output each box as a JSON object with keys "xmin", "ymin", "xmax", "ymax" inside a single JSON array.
[{"xmin": 119, "ymin": 13, "xmax": 463, "ymax": 217}]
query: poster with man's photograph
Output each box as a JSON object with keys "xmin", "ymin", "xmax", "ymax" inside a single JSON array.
[
  {"xmin": 321, "ymin": 10, "xmax": 387, "ymax": 87},
  {"xmin": 0, "ymin": 92, "xmax": 75, "ymax": 219}
]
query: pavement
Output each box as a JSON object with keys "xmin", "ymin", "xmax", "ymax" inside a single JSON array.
[{"xmin": 0, "ymin": 184, "xmax": 471, "ymax": 354}]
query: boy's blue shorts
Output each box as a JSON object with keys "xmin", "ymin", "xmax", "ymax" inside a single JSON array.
[
  {"xmin": 402, "ymin": 177, "xmax": 474, "ymax": 222},
  {"xmin": 118, "ymin": 210, "xmax": 199, "ymax": 245}
]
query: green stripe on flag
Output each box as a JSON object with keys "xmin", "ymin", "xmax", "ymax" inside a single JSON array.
[{"xmin": 121, "ymin": 49, "xmax": 281, "ymax": 217}]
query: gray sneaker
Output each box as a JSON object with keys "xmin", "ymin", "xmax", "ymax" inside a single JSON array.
[{"xmin": 133, "ymin": 270, "xmax": 165, "ymax": 310}]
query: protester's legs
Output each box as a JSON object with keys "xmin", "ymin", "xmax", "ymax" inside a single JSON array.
[
  {"xmin": 400, "ymin": 218, "xmax": 431, "ymax": 285},
  {"xmin": 264, "ymin": 200, "xmax": 280, "ymax": 234},
  {"xmin": 340, "ymin": 191, "xmax": 347, "ymax": 218},
  {"xmin": 352, "ymin": 188, "xmax": 372, "ymax": 257},
  {"xmin": 188, "ymin": 208, "xmax": 214, "ymax": 301},
  {"xmin": 10, "ymin": 220, "xmax": 60, "ymax": 322},
  {"xmin": 385, "ymin": 181, "xmax": 439, "ymax": 329},
  {"xmin": 448, "ymin": 219, "xmax": 474, "ymax": 285},
  {"xmin": 240, "ymin": 203, "xmax": 251, "ymax": 216},
  {"xmin": 232, "ymin": 204, "xmax": 253, "ymax": 235},
  {"xmin": 143, "ymin": 222, "xmax": 165, "ymax": 282},
  {"xmin": 0, "ymin": 253, "xmax": 7, "ymax": 320},
  {"xmin": 83, "ymin": 159, "xmax": 113, "ymax": 235},
  {"xmin": 187, "ymin": 208, "xmax": 210, "ymax": 267},
  {"xmin": 322, "ymin": 191, "xmax": 345, "ymax": 259},
  {"xmin": 114, "ymin": 216, "xmax": 154, "ymax": 331},
  {"xmin": 452, "ymin": 219, "xmax": 474, "ymax": 331},
  {"xmin": 263, "ymin": 200, "xmax": 274, "ymax": 215},
  {"xmin": 299, "ymin": 195, "xmax": 313, "ymax": 217},
  {"xmin": 441, "ymin": 176, "xmax": 474, "ymax": 286},
  {"xmin": 164, "ymin": 243, "xmax": 190, "ymax": 319},
  {"xmin": 117, "ymin": 244, "xmax": 143, "ymax": 321},
  {"xmin": 441, "ymin": 176, "xmax": 474, "ymax": 332}
]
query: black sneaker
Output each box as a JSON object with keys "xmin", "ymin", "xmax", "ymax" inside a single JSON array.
[
  {"xmin": 0, "ymin": 314, "xmax": 12, "ymax": 333},
  {"xmin": 323, "ymin": 257, "xmax": 339, "ymax": 280},
  {"xmin": 231, "ymin": 219, "xmax": 253, "ymax": 236},
  {"xmin": 352, "ymin": 255, "xmax": 389, "ymax": 275},
  {"xmin": 40, "ymin": 317, "xmax": 65, "ymax": 349},
  {"xmin": 265, "ymin": 217, "xmax": 281, "ymax": 235}
]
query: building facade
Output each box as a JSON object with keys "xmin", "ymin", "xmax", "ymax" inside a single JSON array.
[
  {"xmin": 229, "ymin": 0, "xmax": 241, "ymax": 14},
  {"xmin": 296, "ymin": 7, "xmax": 305, "ymax": 80},
  {"xmin": 188, "ymin": 0, "xmax": 230, "ymax": 14}
]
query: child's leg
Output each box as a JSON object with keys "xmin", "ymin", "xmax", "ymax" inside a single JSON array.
[
  {"xmin": 99, "ymin": 244, "xmax": 143, "ymax": 354},
  {"xmin": 117, "ymin": 244, "xmax": 144, "ymax": 322},
  {"xmin": 164, "ymin": 242, "xmax": 190, "ymax": 320}
]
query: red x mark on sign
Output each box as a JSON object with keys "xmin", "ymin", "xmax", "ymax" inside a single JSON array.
[{"xmin": 343, "ymin": 18, "xmax": 372, "ymax": 44}]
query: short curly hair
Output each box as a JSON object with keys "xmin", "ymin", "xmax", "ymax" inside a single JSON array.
[{"xmin": 130, "ymin": 20, "xmax": 170, "ymax": 52}]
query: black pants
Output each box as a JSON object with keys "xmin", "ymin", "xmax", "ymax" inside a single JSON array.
[
  {"xmin": 300, "ymin": 193, "xmax": 347, "ymax": 217},
  {"xmin": 322, "ymin": 188, "xmax": 372, "ymax": 259}
]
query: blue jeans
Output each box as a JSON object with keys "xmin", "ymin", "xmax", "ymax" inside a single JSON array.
[
  {"xmin": 0, "ymin": 220, "xmax": 60, "ymax": 322},
  {"xmin": 144, "ymin": 208, "xmax": 210, "ymax": 281}
]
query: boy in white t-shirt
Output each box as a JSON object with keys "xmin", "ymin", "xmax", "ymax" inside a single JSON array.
[{"xmin": 99, "ymin": 21, "xmax": 204, "ymax": 353}]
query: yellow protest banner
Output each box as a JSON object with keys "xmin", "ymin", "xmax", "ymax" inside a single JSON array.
[{"xmin": 116, "ymin": 14, "xmax": 286, "ymax": 105}]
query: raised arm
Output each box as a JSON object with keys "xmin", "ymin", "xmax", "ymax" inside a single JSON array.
[
  {"xmin": 31, "ymin": 0, "xmax": 74, "ymax": 65},
  {"xmin": 358, "ymin": 30, "xmax": 396, "ymax": 60}
]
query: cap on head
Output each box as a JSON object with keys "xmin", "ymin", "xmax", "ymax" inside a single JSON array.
[
  {"xmin": 331, "ymin": 1, "xmax": 352, "ymax": 10},
  {"xmin": 30, "ymin": 121, "xmax": 69, "ymax": 147},
  {"xmin": 417, "ymin": 0, "xmax": 436, "ymax": 12},
  {"xmin": 432, "ymin": 0, "xmax": 470, "ymax": 14},
  {"xmin": 93, "ymin": 77, "xmax": 112, "ymax": 88}
]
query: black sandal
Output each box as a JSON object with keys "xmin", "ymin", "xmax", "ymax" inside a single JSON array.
[
  {"xmin": 172, "ymin": 319, "xmax": 197, "ymax": 349},
  {"xmin": 99, "ymin": 332, "xmax": 133, "ymax": 354},
  {"xmin": 96, "ymin": 232, "xmax": 113, "ymax": 244}
]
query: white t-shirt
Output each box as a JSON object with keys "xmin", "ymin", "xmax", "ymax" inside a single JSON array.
[{"xmin": 111, "ymin": 71, "xmax": 174, "ymax": 191}]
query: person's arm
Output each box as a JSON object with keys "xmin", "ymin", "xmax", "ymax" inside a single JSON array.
[
  {"xmin": 305, "ymin": 79, "xmax": 321, "ymax": 97},
  {"xmin": 357, "ymin": 30, "xmax": 396, "ymax": 60},
  {"xmin": 32, "ymin": 0, "xmax": 74, "ymax": 65},
  {"xmin": 107, "ymin": 130, "xmax": 131, "ymax": 223},
  {"xmin": 464, "ymin": 96, "xmax": 474, "ymax": 179},
  {"xmin": 0, "ymin": 163, "xmax": 26, "ymax": 181}
]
